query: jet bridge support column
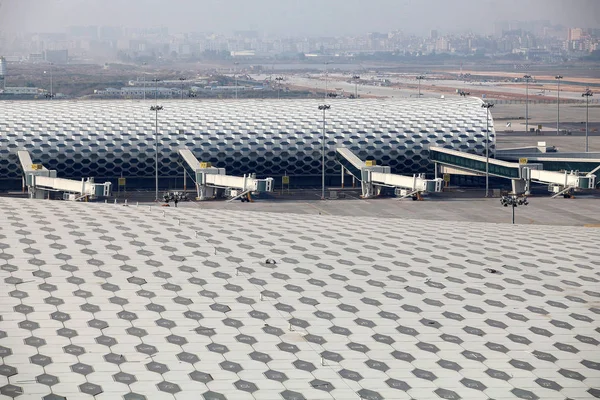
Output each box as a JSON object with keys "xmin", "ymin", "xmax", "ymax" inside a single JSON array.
[
  {"xmin": 511, "ymin": 179, "xmax": 529, "ymax": 196},
  {"xmin": 183, "ymin": 165, "xmax": 187, "ymax": 192}
]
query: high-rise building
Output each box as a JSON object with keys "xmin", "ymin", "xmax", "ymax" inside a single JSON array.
[
  {"xmin": 430, "ymin": 30, "xmax": 438, "ymax": 40},
  {"xmin": 568, "ymin": 28, "xmax": 583, "ymax": 41},
  {"xmin": 435, "ymin": 37, "xmax": 450, "ymax": 52}
]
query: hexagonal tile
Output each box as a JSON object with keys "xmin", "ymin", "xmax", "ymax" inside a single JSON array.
[
  {"xmin": 0, "ymin": 365, "xmax": 17, "ymax": 377},
  {"xmin": 146, "ymin": 361, "xmax": 169, "ymax": 374},
  {"xmin": 30, "ymin": 354, "xmax": 52, "ymax": 367},
  {"xmin": 69, "ymin": 362, "xmax": 93, "ymax": 376},
  {"xmin": 356, "ymin": 388, "xmax": 383, "ymax": 400},
  {"xmin": 234, "ymin": 380, "xmax": 258, "ymax": 393},
  {"xmin": 0, "ymin": 384, "xmax": 23, "ymax": 398},
  {"xmin": 280, "ymin": 390, "xmax": 306, "ymax": 400},
  {"xmin": 157, "ymin": 381, "xmax": 181, "ymax": 394},
  {"xmin": 189, "ymin": 371, "xmax": 213, "ymax": 383},
  {"xmin": 219, "ymin": 361, "xmax": 243, "ymax": 373},
  {"xmin": 24, "ymin": 336, "xmax": 46, "ymax": 348},
  {"xmin": 112, "ymin": 372, "xmax": 137, "ymax": 384},
  {"xmin": 36, "ymin": 373, "xmax": 59, "ymax": 386},
  {"xmin": 202, "ymin": 391, "xmax": 227, "ymax": 400},
  {"xmin": 338, "ymin": 369, "xmax": 363, "ymax": 381}
]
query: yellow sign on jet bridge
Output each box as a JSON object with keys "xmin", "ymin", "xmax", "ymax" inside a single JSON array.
[
  {"xmin": 282, "ymin": 176, "xmax": 290, "ymax": 184},
  {"xmin": 519, "ymin": 158, "xmax": 528, "ymax": 165},
  {"xmin": 443, "ymin": 174, "xmax": 450, "ymax": 183},
  {"xmin": 118, "ymin": 178, "xmax": 126, "ymax": 186}
]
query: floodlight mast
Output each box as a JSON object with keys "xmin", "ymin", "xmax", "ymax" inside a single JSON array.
[
  {"xmin": 150, "ymin": 105, "xmax": 164, "ymax": 202},
  {"xmin": 555, "ymin": 75, "xmax": 563, "ymax": 135},
  {"xmin": 276, "ymin": 76, "xmax": 284, "ymax": 100},
  {"xmin": 482, "ymin": 102, "xmax": 494, "ymax": 198},
  {"xmin": 318, "ymin": 104, "xmax": 331, "ymax": 200},
  {"xmin": 179, "ymin": 77, "xmax": 186, "ymax": 100},
  {"xmin": 416, "ymin": 75, "xmax": 425, "ymax": 97},
  {"xmin": 582, "ymin": 89, "xmax": 593, "ymax": 152},
  {"xmin": 352, "ymin": 75, "xmax": 360, "ymax": 98},
  {"xmin": 234, "ymin": 62, "xmax": 239, "ymax": 99},
  {"xmin": 523, "ymin": 75, "xmax": 532, "ymax": 133},
  {"xmin": 324, "ymin": 62, "xmax": 331, "ymax": 98}
]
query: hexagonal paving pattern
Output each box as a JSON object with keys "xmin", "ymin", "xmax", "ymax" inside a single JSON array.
[{"xmin": 0, "ymin": 197, "xmax": 598, "ymax": 399}]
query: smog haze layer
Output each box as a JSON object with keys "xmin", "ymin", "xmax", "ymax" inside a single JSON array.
[{"xmin": 1, "ymin": 0, "xmax": 599, "ymax": 36}]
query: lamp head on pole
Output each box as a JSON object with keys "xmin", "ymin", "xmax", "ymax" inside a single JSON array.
[
  {"xmin": 416, "ymin": 75, "xmax": 425, "ymax": 80},
  {"xmin": 481, "ymin": 102, "xmax": 494, "ymax": 109},
  {"xmin": 582, "ymin": 89, "xmax": 593, "ymax": 97},
  {"xmin": 318, "ymin": 105, "xmax": 331, "ymax": 111},
  {"xmin": 523, "ymin": 74, "xmax": 531, "ymax": 80},
  {"xmin": 150, "ymin": 105, "xmax": 164, "ymax": 111},
  {"xmin": 555, "ymin": 75, "xmax": 563, "ymax": 80}
]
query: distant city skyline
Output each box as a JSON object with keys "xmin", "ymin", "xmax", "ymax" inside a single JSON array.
[{"xmin": 1, "ymin": 0, "xmax": 599, "ymax": 37}]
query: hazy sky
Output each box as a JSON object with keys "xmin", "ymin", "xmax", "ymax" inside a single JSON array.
[{"xmin": 1, "ymin": 0, "xmax": 599, "ymax": 36}]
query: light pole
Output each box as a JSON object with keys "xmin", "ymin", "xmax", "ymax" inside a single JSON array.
[
  {"xmin": 324, "ymin": 62, "xmax": 330, "ymax": 98},
  {"xmin": 482, "ymin": 102, "xmax": 494, "ymax": 198},
  {"xmin": 416, "ymin": 75, "xmax": 424, "ymax": 97},
  {"xmin": 43, "ymin": 65, "xmax": 54, "ymax": 99},
  {"xmin": 352, "ymin": 75, "xmax": 360, "ymax": 98},
  {"xmin": 179, "ymin": 77, "xmax": 186, "ymax": 100},
  {"xmin": 275, "ymin": 76, "xmax": 283, "ymax": 99},
  {"xmin": 152, "ymin": 78, "xmax": 160, "ymax": 102},
  {"xmin": 555, "ymin": 75, "xmax": 563, "ymax": 135},
  {"xmin": 523, "ymin": 74, "xmax": 531, "ymax": 133},
  {"xmin": 582, "ymin": 88, "xmax": 593, "ymax": 152},
  {"xmin": 234, "ymin": 62, "xmax": 239, "ymax": 99},
  {"xmin": 318, "ymin": 104, "xmax": 331, "ymax": 200},
  {"xmin": 150, "ymin": 105, "xmax": 164, "ymax": 202},
  {"xmin": 142, "ymin": 62, "xmax": 148, "ymax": 100}
]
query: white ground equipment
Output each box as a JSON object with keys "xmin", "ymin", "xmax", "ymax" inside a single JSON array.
[
  {"xmin": 18, "ymin": 150, "xmax": 112, "ymax": 201},
  {"xmin": 178, "ymin": 149, "xmax": 273, "ymax": 201},
  {"xmin": 336, "ymin": 147, "xmax": 443, "ymax": 200}
]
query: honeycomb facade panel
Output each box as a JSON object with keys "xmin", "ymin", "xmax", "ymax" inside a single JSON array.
[{"xmin": 0, "ymin": 98, "xmax": 495, "ymax": 180}]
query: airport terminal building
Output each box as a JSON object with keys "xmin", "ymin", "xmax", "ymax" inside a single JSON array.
[{"xmin": 0, "ymin": 98, "xmax": 495, "ymax": 188}]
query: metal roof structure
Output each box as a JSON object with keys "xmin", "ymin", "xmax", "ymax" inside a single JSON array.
[
  {"xmin": 0, "ymin": 198, "xmax": 598, "ymax": 399},
  {"xmin": 0, "ymin": 98, "xmax": 494, "ymax": 182}
]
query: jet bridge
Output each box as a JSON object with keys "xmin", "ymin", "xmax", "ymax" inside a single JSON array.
[
  {"xmin": 336, "ymin": 147, "xmax": 443, "ymax": 199},
  {"xmin": 178, "ymin": 149, "xmax": 274, "ymax": 201},
  {"xmin": 18, "ymin": 150, "xmax": 112, "ymax": 200},
  {"xmin": 429, "ymin": 147, "xmax": 597, "ymax": 198}
]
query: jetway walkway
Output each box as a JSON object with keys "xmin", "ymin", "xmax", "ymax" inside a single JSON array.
[
  {"xmin": 336, "ymin": 147, "xmax": 443, "ymax": 199},
  {"xmin": 18, "ymin": 150, "xmax": 112, "ymax": 200},
  {"xmin": 429, "ymin": 147, "xmax": 597, "ymax": 198},
  {"xmin": 178, "ymin": 149, "xmax": 274, "ymax": 201}
]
